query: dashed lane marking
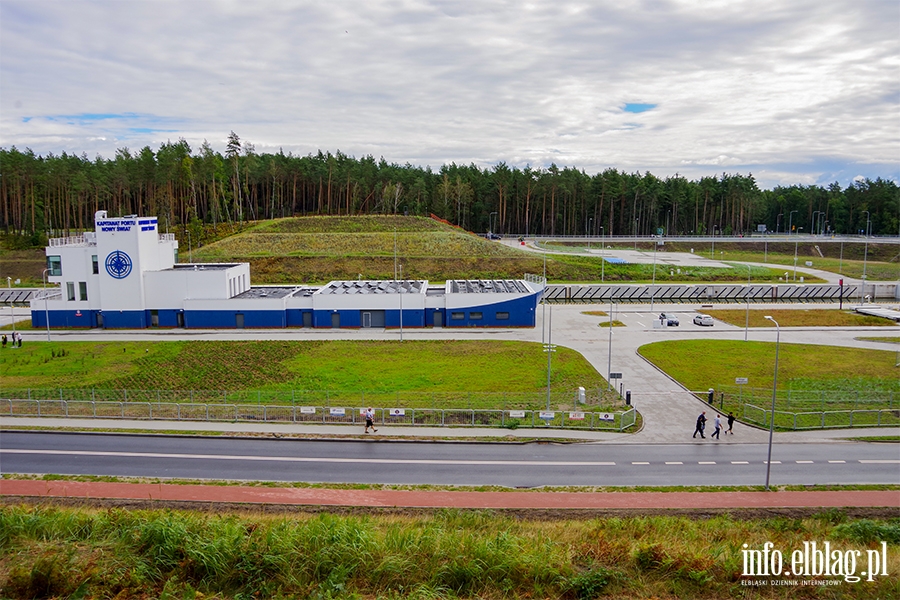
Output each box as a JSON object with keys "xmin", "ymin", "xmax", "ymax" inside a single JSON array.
[
  {"xmin": 828, "ymin": 460, "xmax": 846, "ymax": 464},
  {"xmin": 858, "ymin": 460, "xmax": 900, "ymax": 464},
  {"xmin": 796, "ymin": 460, "xmax": 814, "ymax": 464},
  {"xmin": 665, "ymin": 461, "xmax": 683, "ymax": 465},
  {"xmin": 632, "ymin": 462, "xmax": 650, "ymax": 465},
  {"xmin": 698, "ymin": 461, "xmax": 716, "ymax": 465},
  {"xmin": 731, "ymin": 461, "xmax": 750, "ymax": 464}
]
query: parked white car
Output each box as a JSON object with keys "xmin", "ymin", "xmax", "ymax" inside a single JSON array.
[{"xmin": 693, "ymin": 314, "xmax": 714, "ymax": 326}]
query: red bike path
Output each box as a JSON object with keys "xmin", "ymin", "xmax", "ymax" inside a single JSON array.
[{"xmin": 2, "ymin": 480, "xmax": 898, "ymax": 510}]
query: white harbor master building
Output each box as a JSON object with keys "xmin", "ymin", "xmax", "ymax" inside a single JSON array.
[{"xmin": 31, "ymin": 211, "xmax": 546, "ymax": 329}]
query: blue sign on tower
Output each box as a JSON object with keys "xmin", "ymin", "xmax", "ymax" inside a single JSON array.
[{"xmin": 105, "ymin": 250, "xmax": 133, "ymax": 279}]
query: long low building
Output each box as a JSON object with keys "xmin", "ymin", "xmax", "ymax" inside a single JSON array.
[{"xmin": 30, "ymin": 211, "xmax": 546, "ymax": 329}]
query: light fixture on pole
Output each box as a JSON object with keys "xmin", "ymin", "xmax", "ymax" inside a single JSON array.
[
  {"xmin": 490, "ymin": 211, "xmax": 497, "ymax": 237},
  {"xmin": 745, "ymin": 265, "xmax": 751, "ymax": 341},
  {"xmin": 776, "ymin": 213, "xmax": 782, "ymax": 234},
  {"xmin": 41, "ymin": 268, "xmax": 51, "ymax": 341},
  {"xmin": 544, "ymin": 303, "xmax": 554, "ymax": 411},
  {"xmin": 600, "ymin": 226, "xmax": 605, "ymax": 283},
  {"xmin": 788, "ymin": 210, "xmax": 798, "ymax": 236},
  {"xmin": 763, "ymin": 315, "xmax": 780, "ymax": 490},
  {"xmin": 6, "ymin": 277, "xmax": 14, "ymax": 339},
  {"xmin": 812, "ymin": 211, "xmax": 820, "ymax": 236},
  {"xmin": 398, "ymin": 264, "xmax": 403, "ymax": 342},
  {"xmin": 650, "ymin": 241, "xmax": 657, "ymax": 312},
  {"xmin": 633, "ymin": 219, "xmax": 637, "ymax": 251},
  {"xmin": 861, "ymin": 210, "xmax": 870, "ymax": 305},
  {"xmin": 588, "ymin": 217, "xmax": 593, "ymax": 252},
  {"xmin": 606, "ymin": 299, "xmax": 615, "ymax": 391}
]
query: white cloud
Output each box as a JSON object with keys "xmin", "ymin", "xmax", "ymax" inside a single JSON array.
[{"xmin": 0, "ymin": 0, "xmax": 897, "ymax": 188}]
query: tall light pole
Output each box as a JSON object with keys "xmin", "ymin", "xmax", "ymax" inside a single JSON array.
[
  {"xmin": 776, "ymin": 213, "xmax": 783, "ymax": 234},
  {"xmin": 792, "ymin": 236, "xmax": 799, "ymax": 281},
  {"xmin": 545, "ymin": 303, "xmax": 553, "ymax": 411},
  {"xmin": 650, "ymin": 241, "xmax": 658, "ymax": 312},
  {"xmin": 398, "ymin": 264, "xmax": 404, "ymax": 342},
  {"xmin": 812, "ymin": 211, "xmax": 820, "ymax": 236},
  {"xmin": 633, "ymin": 219, "xmax": 638, "ymax": 250},
  {"xmin": 41, "ymin": 268, "xmax": 51, "ymax": 341},
  {"xmin": 763, "ymin": 315, "xmax": 780, "ymax": 490},
  {"xmin": 606, "ymin": 300, "xmax": 615, "ymax": 391},
  {"xmin": 860, "ymin": 210, "xmax": 870, "ymax": 304},
  {"xmin": 600, "ymin": 226, "xmax": 605, "ymax": 283},
  {"xmin": 489, "ymin": 211, "xmax": 497, "ymax": 236},
  {"xmin": 666, "ymin": 210, "xmax": 671, "ymax": 236},
  {"xmin": 6, "ymin": 277, "xmax": 14, "ymax": 339},
  {"xmin": 745, "ymin": 265, "xmax": 751, "ymax": 341},
  {"xmin": 788, "ymin": 210, "xmax": 798, "ymax": 236},
  {"xmin": 588, "ymin": 217, "xmax": 593, "ymax": 252}
]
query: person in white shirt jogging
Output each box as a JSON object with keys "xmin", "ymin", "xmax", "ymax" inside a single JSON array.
[{"xmin": 364, "ymin": 407, "xmax": 378, "ymax": 433}]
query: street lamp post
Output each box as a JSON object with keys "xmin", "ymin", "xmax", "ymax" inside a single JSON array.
[
  {"xmin": 788, "ymin": 210, "xmax": 798, "ymax": 236},
  {"xmin": 776, "ymin": 213, "xmax": 782, "ymax": 234},
  {"xmin": 861, "ymin": 211, "xmax": 870, "ymax": 304},
  {"xmin": 6, "ymin": 277, "xmax": 14, "ymax": 339},
  {"xmin": 650, "ymin": 241, "xmax": 657, "ymax": 312},
  {"xmin": 588, "ymin": 217, "xmax": 593, "ymax": 252},
  {"xmin": 812, "ymin": 211, "xmax": 820, "ymax": 236},
  {"xmin": 41, "ymin": 268, "xmax": 51, "ymax": 341},
  {"xmin": 489, "ymin": 211, "xmax": 497, "ymax": 237},
  {"xmin": 793, "ymin": 236, "xmax": 799, "ymax": 281},
  {"xmin": 398, "ymin": 264, "xmax": 403, "ymax": 342},
  {"xmin": 600, "ymin": 226, "xmax": 605, "ymax": 283},
  {"xmin": 633, "ymin": 219, "xmax": 638, "ymax": 251},
  {"xmin": 745, "ymin": 265, "xmax": 751, "ymax": 341},
  {"xmin": 545, "ymin": 303, "xmax": 553, "ymax": 411},
  {"xmin": 607, "ymin": 300, "xmax": 615, "ymax": 391},
  {"xmin": 763, "ymin": 315, "xmax": 780, "ymax": 490}
]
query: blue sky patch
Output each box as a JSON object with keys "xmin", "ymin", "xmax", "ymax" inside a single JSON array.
[{"xmin": 622, "ymin": 103, "xmax": 657, "ymax": 113}]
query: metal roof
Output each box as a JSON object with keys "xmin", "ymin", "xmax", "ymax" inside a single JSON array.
[
  {"xmin": 448, "ymin": 280, "xmax": 529, "ymax": 294},
  {"xmin": 318, "ymin": 280, "xmax": 425, "ymax": 295}
]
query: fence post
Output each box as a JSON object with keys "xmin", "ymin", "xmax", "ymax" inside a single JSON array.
[
  {"xmin": 821, "ymin": 412, "xmax": 825, "ymax": 428},
  {"xmin": 124, "ymin": 389, "xmax": 127, "ymax": 402}
]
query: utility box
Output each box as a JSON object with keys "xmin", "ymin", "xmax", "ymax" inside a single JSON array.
[
  {"xmin": 577, "ymin": 387, "xmax": 586, "ymax": 404},
  {"xmin": 708, "ymin": 388, "xmax": 715, "ymax": 404},
  {"xmin": 625, "ymin": 389, "xmax": 632, "ymax": 406}
]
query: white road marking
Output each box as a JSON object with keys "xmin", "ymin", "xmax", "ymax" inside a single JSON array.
[
  {"xmin": 731, "ymin": 461, "xmax": 749, "ymax": 464},
  {"xmin": 763, "ymin": 461, "xmax": 781, "ymax": 464},
  {"xmin": 828, "ymin": 460, "xmax": 846, "ymax": 464},
  {"xmin": 796, "ymin": 460, "xmax": 814, "ymax": 464},
  {"xmin": 632, "ymin": 461, "xmax": 650, "ymax": 465},
  {"xmin": 858, "ymin": 460, "xmax": 900, "ymax": 464},
  {"xmin": 698, "ymin": 461, "xmax": 716, "ymax": 465},
  {"xmin": 665, "ymin": 461, "xmax": 683, "ymax": 465},
  {"xmin": 0, "ymin": 449, "xmax": 618, "ymax": 467}
]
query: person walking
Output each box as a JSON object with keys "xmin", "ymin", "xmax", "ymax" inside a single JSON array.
[
  {"xmin": 712, "ymin": 414, "xmax": 722, "ymax": 440},
  {"xmin": 693, "ymin": 411, "xmax": 707, "ymax": 438},
  {"xmin": 364, "ymin": 407, "xmax": 378, "ymax": 433},
  {"xmin": 726, "ymin": 412, "xmax": 735, "ymax": 435}
]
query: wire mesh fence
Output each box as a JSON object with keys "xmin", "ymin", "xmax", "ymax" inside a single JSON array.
[
  {"xmin": 0, "ymin": 396, "xmax": 637, "ymax": 431},
  {"xmin": 742, "ymin": 403, "xmax": 900, "ymax": 430}
]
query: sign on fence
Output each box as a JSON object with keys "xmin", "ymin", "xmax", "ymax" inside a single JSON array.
[
  {"xmin": 539, "ymin": 411, "xmax": 555, "ymax": 420},
  {"xmin": 300, "ymin": 407, "xmax": 316, "ymax": 414},
  {"xmin": 568, "ymin": 412, "xmax": 585, "ymax": 420},
  {"xmin": 329, "ymin": 408, "xmax": 346, "ymax": 416},
  {"xmin": 599, "ymin": 413, "xmax": 615, "ymax": 421},
  {"xmin": 508, "ymin": 410, "xmax": 526, "ymax": 418},
  {"xmin": 389, "ymin": 408, "xmax": 405, "ymax": 417}
]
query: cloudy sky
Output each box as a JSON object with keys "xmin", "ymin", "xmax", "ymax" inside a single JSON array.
[{"xmin": 1, "ymin": 0, "xmax": 897, "ymax": 189}]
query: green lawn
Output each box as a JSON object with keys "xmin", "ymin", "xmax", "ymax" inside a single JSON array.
[
  {"xmin": 705, "ymin": 308, "xmax": 899, "ymax": 327},
  {"xmin": 0, "ymin": 340, "xmax": 615, "ymax": 410},
  {"xmin": 638, "ymin": 340, "xmax": 899, "ymax": 417}
]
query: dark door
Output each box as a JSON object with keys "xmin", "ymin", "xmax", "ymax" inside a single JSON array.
[
  {"xmin": 331, "ymin": 312, "xmax": 340, "ymax": 328},
  {"xmin": 236, "ymin": 313, "xmax": 245, "ymax": 329}
]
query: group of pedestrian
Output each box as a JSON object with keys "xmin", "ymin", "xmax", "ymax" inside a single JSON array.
[
  {"xmin": 1, "ymin": 332, "xmax": 22, "ymax": 348},
  {"xmin": 693, "ymin": 411, "xmax": 735, "ymax": 439}
]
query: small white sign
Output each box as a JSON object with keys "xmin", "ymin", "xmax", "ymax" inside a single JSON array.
[
  {"xmin": 568, "ymin": 412, "xmax": 585, "ymax": 420},
  {"xmin": 299, "ymin": 406, "xmax": 316, "ymax": 414},
  {"xmin": 735, "ymin": 377, "xmax": 749, "ymax": 385},
  {"xmin": 508, "ymin": 410, "xmax": 526, "ymax": 418},
  {"xmin": 539, "ymin": 411, "xmax": 555, "ymax": 420},
  {"xmin": 389, "ymin": 408, "xmax": 406, "ymax": 417},
  {"xmin": 805, "ymin": 261, "xmax": 813, "ymax": 267},
  {"xmin": 599, "ymin": 413, "xmax": 615, "ymax": 422},
  {"xmin": 329, "ymin": 408, "xmax": 346, "ymax": 417}
]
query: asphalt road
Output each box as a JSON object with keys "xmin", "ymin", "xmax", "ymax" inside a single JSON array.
[{"xmin": 2, "ymin": 431, "xmax": 898, "ymax": 487}]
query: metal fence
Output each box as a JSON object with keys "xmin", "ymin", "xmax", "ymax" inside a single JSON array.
[
  {"xmin": 743, "ymin": 403, "xmax": 900, "ymax": 430},
  {"xmin": 0, "ymin": 387, "xmax": 625, "ymax": 410},
  {"xmin": 0, "ymin": 399, "xmax": 638, "ymax": 432},
  {"xmin": 711, "ymin": 386, "xmax": 897, "ymax": 412}
]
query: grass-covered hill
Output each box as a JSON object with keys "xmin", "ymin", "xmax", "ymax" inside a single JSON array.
[{"xmin": 188, "ymin": 215, "xmax": 795, "ymax": 284}]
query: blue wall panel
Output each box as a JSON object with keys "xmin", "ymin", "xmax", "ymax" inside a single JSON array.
[
  {"xmin": 31, "ymin": 309, "xmax": 100, "ymax": 328},
  {"xmin": 446, "ymin": 294, "xmax": 539, "ymax": 327},
  {"xmin": 286, "ymin": 309, "xmax": 313, "ymax": 327},
  {"xmin": 101, "ymin": 310, "xmax": 148, "ymax": 329}
]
